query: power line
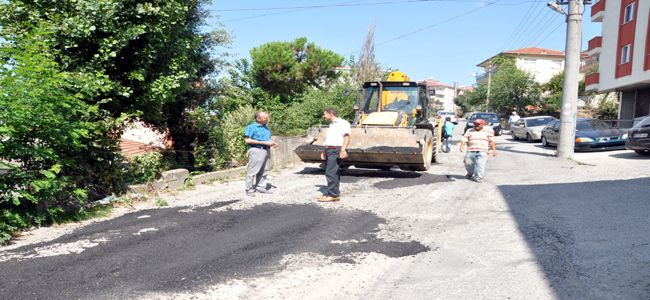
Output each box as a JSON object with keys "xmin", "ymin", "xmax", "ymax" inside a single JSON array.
[
  {"xmin": 345, "ymin": 0, "xmax": 502, "ymax": 55},
  {"xmin": 213, "ymin": 0, "xmax": 532, "ymax": 12},
  {"xmin": 519, "ymin": 9, "xmax": 556, "ymax": 47},
  {"xmin": 220, "ymin": 0, "xmax": 368, "ymax": 23},
  {"xmin": 533, "ymin": 19, "xmax": 564, "ymax": 46},
  {"xmin": 499, "ymin": 0, "xmax": 538, "ymax": 51},
  {"xmin": 506, "ymin": 2, "xmax": 548, "ymax": 50}
]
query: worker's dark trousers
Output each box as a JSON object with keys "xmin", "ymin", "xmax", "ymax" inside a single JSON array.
[{"xmin": 325, "ymin": 148, "xmax": 342, "ymax": 197}]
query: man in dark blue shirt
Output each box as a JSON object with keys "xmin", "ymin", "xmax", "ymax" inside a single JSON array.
[{"xmin": 243, "ymin": 111, "xmax": 277, "ymax": 197}]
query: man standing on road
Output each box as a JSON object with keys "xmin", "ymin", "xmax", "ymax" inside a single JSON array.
[
  {"xmin": 508, "ymin": 111, "xmax": 520, "ymax": 132},
  {"xmin": 460, "ymin": 119, "xmax": 497, "ymax": 183},
  {"xmin": 443, "ymin": 117, "xmax": 455, "ymax": 153},
  {"xmin": 318, "ymin": 108, "xmax": 351, "ymax": 202},
  {"xmin": 244, "ymin": 111, "xmax": 277, "ymax": 197}
]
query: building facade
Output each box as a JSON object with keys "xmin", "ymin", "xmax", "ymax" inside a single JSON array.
[
  {"xmin": 423, "ymin": 80, "xmax": 462, "ymax": 113},
  {"xmin": 476, "ymin": 47, "xmax": 566, "ymax": 84},
  {"xmin": 586, "ymin": 0, "xmax": 650, "ymax": 119}
]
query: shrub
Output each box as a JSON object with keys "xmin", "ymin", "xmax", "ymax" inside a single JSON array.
[{"xmin": 127, "ymin": 152, "xmax": 164, "ymax": 184}]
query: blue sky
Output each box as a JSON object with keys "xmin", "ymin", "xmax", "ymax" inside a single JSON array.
[{"xmin": 207, "ymin": 0, "xmax": 601, "ymax": 86}]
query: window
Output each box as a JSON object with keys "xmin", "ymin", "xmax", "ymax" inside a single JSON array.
[
  {"xmin": 552, "ymin": 60, "xmax": 563, "ymax": 69},
  {"xmin": 624, "ymin": 3, "xmax": 635, "ymax": 24},
  {"xmin": 621, "ymin": 44, "xmax": 631, "ymax": 64},
  {"xmin": 523, "ymin": 58, "xmax": 536, "ymax": 67}
]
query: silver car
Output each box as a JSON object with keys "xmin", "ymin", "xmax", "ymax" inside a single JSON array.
[
  {"xmin": 511, "ymin": 116, "xmax": 557, "ymax": 142},
  {"xmin": 436, "ymin": 111, "xmax": 458, "ymax": 124}
]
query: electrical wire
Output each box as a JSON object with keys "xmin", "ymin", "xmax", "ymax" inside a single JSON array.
[
  {"xmin": 499, "ymin": 0, "xmax": 539, "ymax": 51},
  {"xmin": 213, "ymin": 0, "xmax": 535, "ymax": 12}
]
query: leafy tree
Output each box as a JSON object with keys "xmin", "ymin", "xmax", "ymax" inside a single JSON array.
[
  {"xmin": 250, "ymin": 37, "xmax": 344, "ymax": 101},
  {"xmin": 0, "ymin": 0, "xmax": 229, "ymax": 124},
  {"xmin": 0, "ymin": 28, "xmax": 125, "ymax": 242},
  {"xmin": 488, "ymin": 59, "xmax": 541, "ymax": 115},
  {"xmin": 541, "ymin": 72, "xmax": 585, "ymax": 114}
]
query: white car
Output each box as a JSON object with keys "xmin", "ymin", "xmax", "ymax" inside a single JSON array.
[
  {"xmin": 436, "ymin": 111, "xmax": 458, "ymax": 124},
  {"xmin": 511, "ymin": 116, "xmax": 557, "ymax": 142}
]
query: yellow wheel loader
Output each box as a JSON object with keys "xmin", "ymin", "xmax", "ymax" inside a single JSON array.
[{"xmin": 294, "ymin": 71, "xmax": 443, "ymax": 171}]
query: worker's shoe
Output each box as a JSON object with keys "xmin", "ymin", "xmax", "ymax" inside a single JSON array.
[{"xmin": 318, "ymin": 195, "xmax": 340, "ymax": 202}]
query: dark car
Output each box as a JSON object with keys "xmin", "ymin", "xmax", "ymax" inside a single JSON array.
[
  {"xmin": 626, "ymin": 115, "xmax": 650, "ymax": 155},
  {"xmin": 465, "ymin": 112, "xmax": 502, "ymax": 136},
  {"xmin": 541, "ymin": 118, "xmax": 627, "ymax": 151}
]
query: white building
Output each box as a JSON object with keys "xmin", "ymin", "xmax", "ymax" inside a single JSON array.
[
  {"xmin": 585, "ymin": 0, "xmax": 650, "ymax": 120},
  {"xmin": 422, "ymin": 80, "xmax": 465, "ymax": 113},
  {"xmin": 476, "ymin": 47, "xmax": 566, "ymax": 84}
]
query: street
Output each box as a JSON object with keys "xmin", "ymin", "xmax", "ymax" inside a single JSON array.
[{"xmin": 1, "ymin": 121, "xmax": 649, "ymax": 300}]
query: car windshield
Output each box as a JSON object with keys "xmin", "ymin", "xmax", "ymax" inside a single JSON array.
[
  {"xmin": 469, "ymin": 113, "xmax": 499, "ymax": 122},
  {"xmin": 526, "ymin": 117, "xmax": 555, "ymax": 127},
  {"xmin": 633, "ymin": 116, "xmax": 650, "ymax": 128},
  {"xmin": 576, "ymin": 119, "xmax": 613, "ymax": 131}
]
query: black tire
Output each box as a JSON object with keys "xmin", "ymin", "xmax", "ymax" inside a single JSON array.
[
  {"xmin": 634, "ymin": 149, "xmax": 650, "ymax": 156},
  {"xmin": 511, "ymin": 131, "xmax": 518, "ymax": 141},
  {"xmin": 495, "ymin": 129, "xmax": 501, "ymax": 136},
  {"xmin": 526, "ymin": 133, "xmax": 533, "ymax": 143},
  {"xmin": 541, "ymin": 136, "xmax": 549, "ymax": 147}
]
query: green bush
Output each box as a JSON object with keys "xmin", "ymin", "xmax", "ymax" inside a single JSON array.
[
  {"xmin": 127, "ymin": 152, "xmax": 164, "ymax": 184},
  {"xmin": 0, "ymin": 28, "xmax": 126, "ymax": 243}
]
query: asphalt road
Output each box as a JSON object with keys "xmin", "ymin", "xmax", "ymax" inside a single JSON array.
[{"xmin": 1, "ymin": 121, "xmax": 649, "ymax": 299}]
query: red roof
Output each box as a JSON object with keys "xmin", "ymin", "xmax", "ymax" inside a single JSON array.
[
  {"xmin": 503, "ymin": 47, "xmax": 564, "ymax": 56},
  {"xmin": 119, "ymin": 138, "xmax": 161, "ymax": 160}
]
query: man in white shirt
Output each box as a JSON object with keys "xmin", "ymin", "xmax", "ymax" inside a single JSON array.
[
  {"xmin": 318, "ymin": 108, "xmax": 351, "ymax": 202},
  {"xmin": 508, "ymin": 111, "xmax": 520, "ymax": 132}
]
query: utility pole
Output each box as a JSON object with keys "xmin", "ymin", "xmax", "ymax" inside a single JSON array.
[
  {"xmin": 486, "ymin": 63, "xmax": 492, "ymax": 112},
  {"xmin": 550, "ymin": 0, "xmax": 588, "ymax": 159}
]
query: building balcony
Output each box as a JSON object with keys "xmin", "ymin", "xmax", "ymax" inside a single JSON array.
[
  {"xmin": 585, "ymin": 73, "xmax": 600, "ymax": 92},
  {"xmin": 587, "ymin": 36, "xmax": 602, "ymax": 56},
  {"xmin": 591, "ymin": 0, "xmax": 605, "ymax": 22}
]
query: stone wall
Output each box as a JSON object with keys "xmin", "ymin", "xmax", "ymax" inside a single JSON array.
[{"xmin": 129, "ymin": 135, "xmax": 306, "ymax": 193}]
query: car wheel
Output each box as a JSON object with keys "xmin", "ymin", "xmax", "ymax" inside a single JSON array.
[
  {"xmin": 495, "ymin": 129, "xmax": 501, "ymax": 136},
  {"xmin": 526, "ymin": 133, "xmax": 533, "ymax": 143},
  {"xmin": 511, "ymin": 131, "xmax": 518, "ymax": 140},
  {"xmin": 541, "ymin": 136, "xmax": 549, "ymax": 147},
  {"xmin": 634, "ymin": 149, "xmax": 650, "ymax": 156}
]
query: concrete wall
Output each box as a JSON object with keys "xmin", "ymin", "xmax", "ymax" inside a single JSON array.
[{"xmin": 129, "ymin": 135, "xmax": 307, "ymax": 193}]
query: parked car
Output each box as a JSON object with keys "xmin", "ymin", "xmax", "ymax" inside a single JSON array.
[
  {"xmin": 436, "ymin": 111, "xmax": 458, "ymax": 124},
  {"xmin": 465, "ymin": 112, "xmax": 502, "ymax": 135},
  {"xmin": 541, "ymin": 118, "xmax": 627, "ymax": 151},
  {"xmin": 511, "ymin": 116, "xmax": 557, "ymax": 142},
  {"xmin": 626, "ymin": 115, "xmax": 650, "ymax": 155}
]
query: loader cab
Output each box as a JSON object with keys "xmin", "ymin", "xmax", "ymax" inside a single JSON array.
[{"xmin": 355, "ymin": 82, "xmax": 429, "ymax": 126}]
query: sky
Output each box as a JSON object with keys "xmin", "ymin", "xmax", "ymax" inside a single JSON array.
[{"xmin": 207, "ymin": 0, "xmax": 601, "ymax": 86}]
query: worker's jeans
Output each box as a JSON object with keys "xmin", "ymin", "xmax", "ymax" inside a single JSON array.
[
  {"xmin": 444, "ymin": 136, "xmax": 452, "ymax": 153},
  {"xmin": 245, "ymin": 147, "xmax": 270, "ymax": 192},
  {"xmin": 464, "ymin": 151, "xmax": 487, "ymax": 180},
  {"xmin": 325, "ymin": 148, "xmax": 342, "ymax": 197}
]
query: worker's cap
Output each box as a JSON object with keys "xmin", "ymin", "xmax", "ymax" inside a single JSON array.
[{"xmin": 473, "ymin": 119, "xmax": 486, "ymax": 125}]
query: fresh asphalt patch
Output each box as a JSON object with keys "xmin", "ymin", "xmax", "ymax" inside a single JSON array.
[{"xmin": 0, "ymin": 201, "xmax": 429, "ymax": 299}]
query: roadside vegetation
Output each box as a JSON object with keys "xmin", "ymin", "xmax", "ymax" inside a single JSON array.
[{"xmin": 0, "ymin": 1, "xmax": 378, "ymax": 243}]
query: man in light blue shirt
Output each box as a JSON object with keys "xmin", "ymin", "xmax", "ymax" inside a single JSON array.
[
  {"xmin": 243, "ymin": 111, "xmax": 277, "ymax": 197},
  {"xmin": 443, "ymin": 117, "xmax": 455, "ymax": 153}
]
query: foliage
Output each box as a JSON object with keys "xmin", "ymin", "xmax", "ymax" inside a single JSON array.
[
  {"xmin": 0, "ymin": 27, "xmax": 126, "ymax": 243},
  {"xmin": 127, "ymin": 152, "xmax": 164, "ymax": 184},
  {"xmin": 0, "ymin": 0, "xmax": 230, "ymax": 124},
  {"xmin": 488, "ymin": 59, "xmax": 541, "ymax": 115},
  {"xmin": 155, "ymin": 198, "xmax": 169, "ymax": 207},
  {"xmin": 270, "ymin": 83, "xmax": 357, "ymax": 135},
  {"xmin": 594, "ymin": 98, "xmax": 619, "ymax": 119},
  {"xmin": 540, "ymin": 72, "xmax": 586, "ymax": 114},
  {"xmin": 250, "ymin": 37, "xmax": 344, "ymax": 101}
]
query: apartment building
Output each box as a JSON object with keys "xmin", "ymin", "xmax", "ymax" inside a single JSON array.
[
  {"xmin": 476, "ymin": 47, "xmax": 566, "ymax": 84},
  {"xmin": 585, "ymin": 0, "xmax": 650, "ymax": 119}
]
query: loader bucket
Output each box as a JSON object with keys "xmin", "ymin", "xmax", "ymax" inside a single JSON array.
[{"xmin": 294, "ymin": 126, "xmax": 436, "ymax": 171}]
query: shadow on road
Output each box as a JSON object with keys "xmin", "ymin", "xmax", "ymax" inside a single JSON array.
[
  {"xmin": 497, "ymin": 145, "xmax": 556, "ymax": 157},
  {"xmin": 297, "ymin": 167, "xmax": 450, "ymax": 189},
  {"xmin": 609, "ymin": 151, "xmax": 650, "ymax": 160},
  {"xmin": 0, "ymin": 202, "xmax": 429, "ymax": 299},
  {"xmin": 498, "ymin": 177, "xmax": 650, "ymax": 299}
]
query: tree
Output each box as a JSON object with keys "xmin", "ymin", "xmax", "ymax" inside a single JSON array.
[
  {"xmin": 0, "ymin": 27, "xmax": 125, "ymax": 242},
  {"xmin": 250, "ymin": 37, "xmax": 344, "ymax": 101},
  {"xmin": 488, "ymin": 59, "xmax": 541, "ymax": 115},
  {"xmin": 541, "ymin": 71, "xmax": 585, "ymax": 114},
  {"xmin": 353, "ymin": 23, "xmax": 383, "ymax": 85},
  {"xmin": 0, "ymin": 0, "xmax": 229, "ymax": 124}
]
